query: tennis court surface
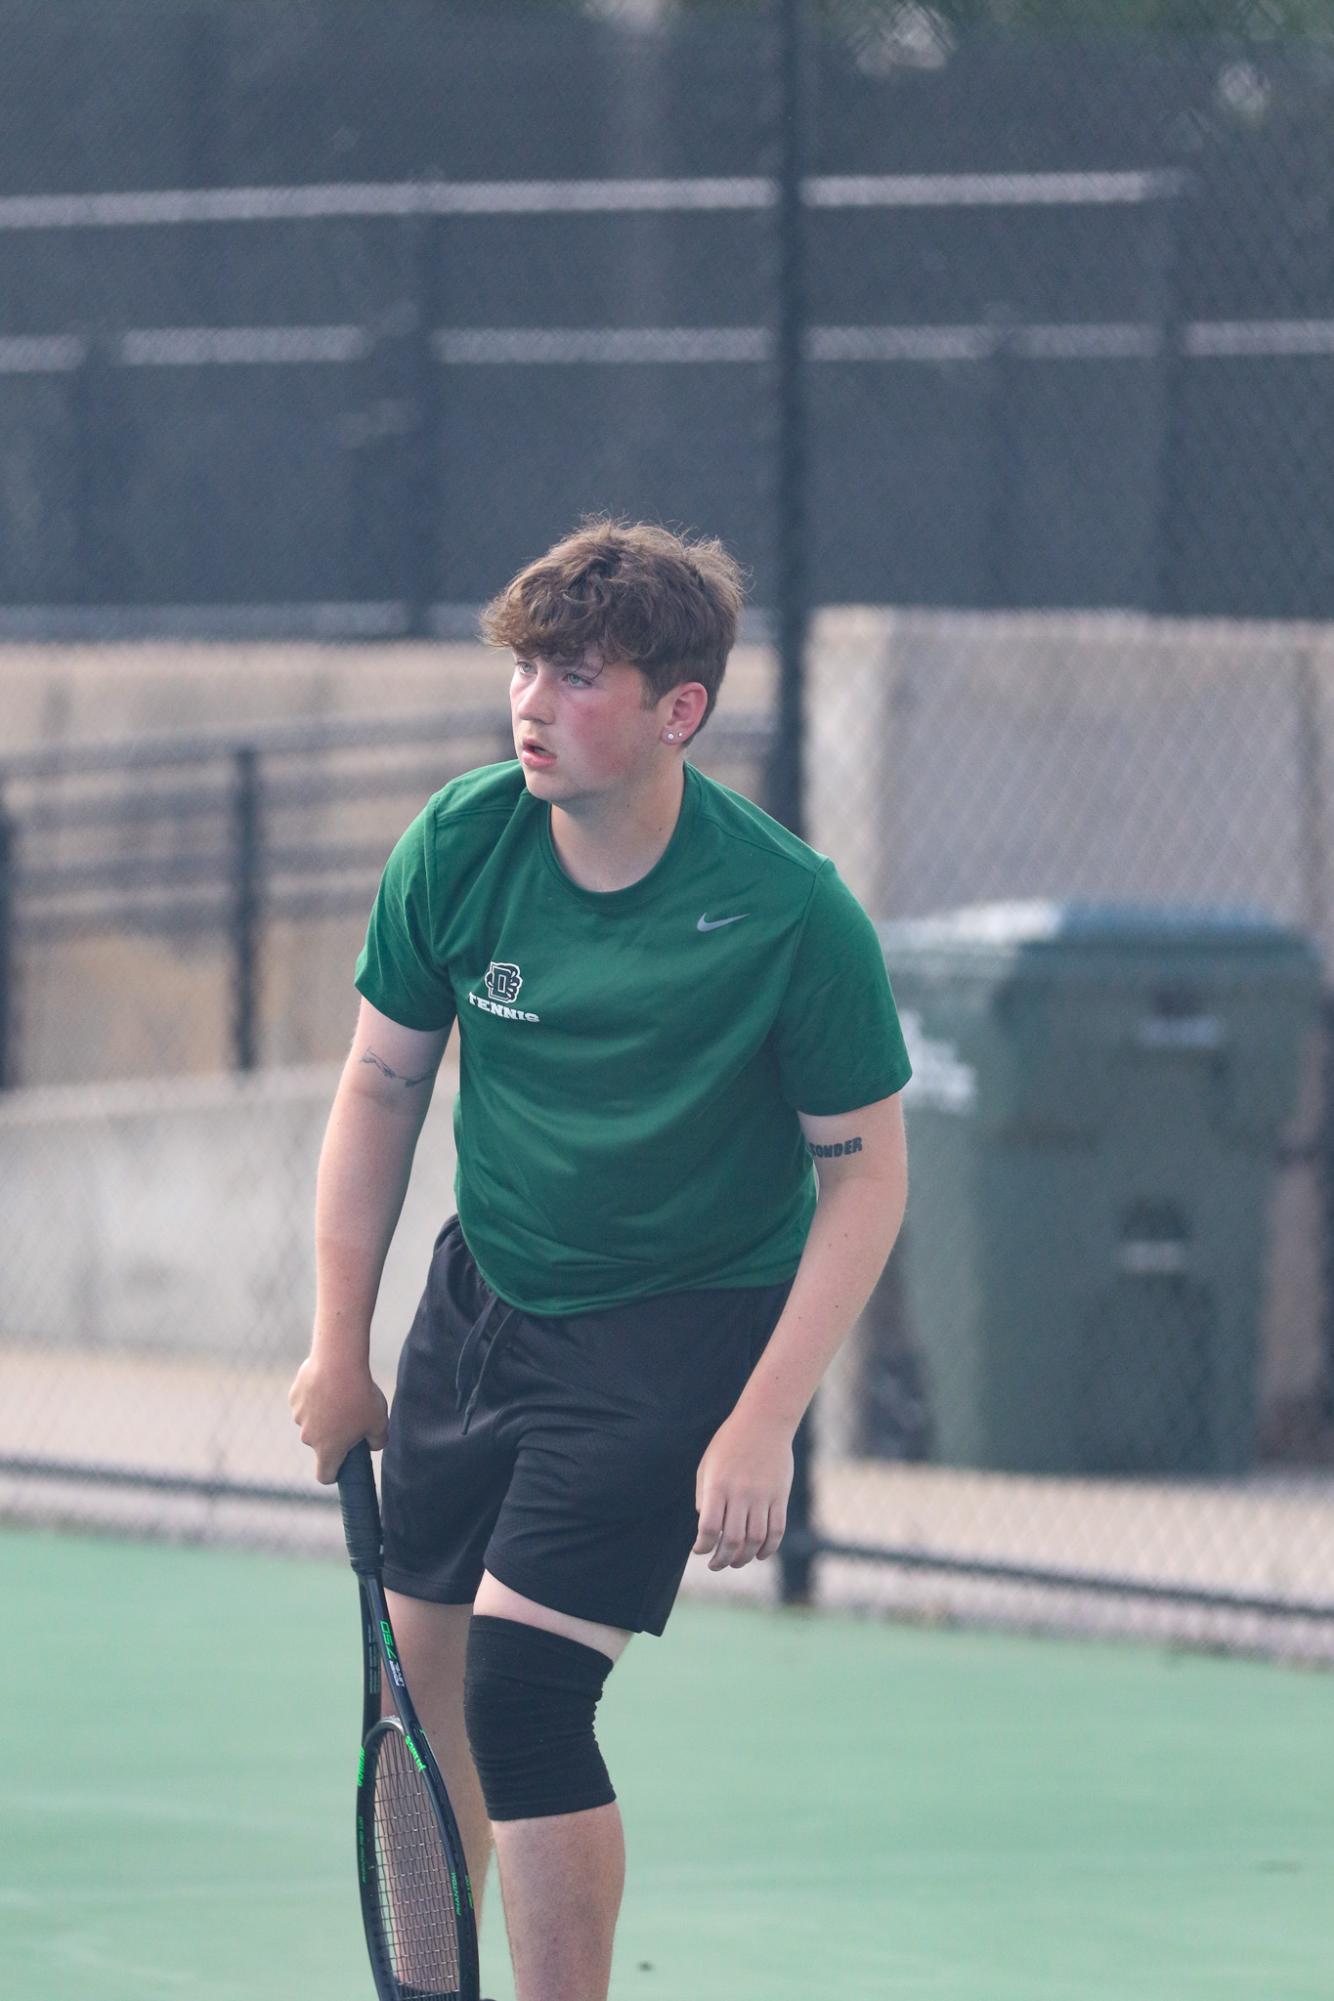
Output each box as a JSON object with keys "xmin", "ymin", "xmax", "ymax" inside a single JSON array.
[{"xmin": 5, "ymin": 1524, "xmax": 1332, "ymax": 2001}]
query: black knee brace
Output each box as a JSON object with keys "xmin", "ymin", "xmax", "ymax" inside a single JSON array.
[{"xmin": 463, "ymin": 1614, "xmax": 617, "ymax": 1823}]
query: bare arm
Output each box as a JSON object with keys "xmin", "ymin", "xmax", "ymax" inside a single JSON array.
[
  {"xmin": 692, "ymin": 1090, "xmax": 909, "ymax": 1571},
  {"xmin": 733, "ymin": 1090, "xmax": 909, "ymax": 1439},
  {"xmin": 290, "ymin": 997, "xmax": 452, "ymax": 1481}
]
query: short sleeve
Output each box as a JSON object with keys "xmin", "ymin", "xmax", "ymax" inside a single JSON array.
[
  {"xmin": 353, "ymin": 801, "xmax": 457, "ymax": 1032},
  {"xmin": 772, "ymin": 861, "xmax": 913, "ymax": 1114}
]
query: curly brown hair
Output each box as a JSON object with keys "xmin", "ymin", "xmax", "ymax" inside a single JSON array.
[{"xmin": 480, "ymin": 516, "xmax": 746, "ymax": 740}]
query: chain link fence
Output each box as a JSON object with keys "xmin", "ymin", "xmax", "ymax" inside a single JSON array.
[{"xmin": 3, "ymin": 0, "xmax": 1334, "ymax": 1662}]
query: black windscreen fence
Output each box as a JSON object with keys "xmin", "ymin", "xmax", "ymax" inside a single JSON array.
[{"xmin": 0, "ymin": 0, "xmax": 1329, "ymax": 631}]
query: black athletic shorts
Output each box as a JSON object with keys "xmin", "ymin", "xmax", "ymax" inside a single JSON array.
[{"xmin": 380, "ymin": 1214, "xmax": 796, "ymax": 1637}]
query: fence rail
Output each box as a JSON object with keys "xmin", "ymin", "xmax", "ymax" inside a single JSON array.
[{"xmin": 0, "ymin": 710, "xmax": 776, "ymax": 1079}]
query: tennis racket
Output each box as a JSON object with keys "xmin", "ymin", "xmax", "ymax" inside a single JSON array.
[{"xmin": 337, "ymin": 1438, "xmax": 481, "ymax": 2001}]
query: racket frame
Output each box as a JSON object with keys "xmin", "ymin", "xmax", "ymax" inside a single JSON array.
[{"xmin": 340, "ymin": 1441, "xmax": 481, "ymax": 2001}]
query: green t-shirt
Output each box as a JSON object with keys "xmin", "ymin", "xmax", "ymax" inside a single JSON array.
[{"xmin": 354, "ymin": 759, "xmax": 911, "ymax": 1314}]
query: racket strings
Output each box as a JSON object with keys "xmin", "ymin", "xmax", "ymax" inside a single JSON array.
[{"xmin": 370, "ymin": 1727, "xmax": 464, "ymax": 1998}]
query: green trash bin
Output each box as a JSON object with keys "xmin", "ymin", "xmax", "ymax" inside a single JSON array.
[{"xmin": 876, "ymin": 901, "xmax": 1324, "ymax": 1477}]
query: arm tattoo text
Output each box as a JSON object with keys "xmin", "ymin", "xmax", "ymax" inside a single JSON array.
[
  {"xmin": 361, "ymin": 1047, "xmax": 434, "ymax": 1091},
  {"xmin": 807, "ymin": 1135, "xmax": 863, "ymax": 1158}
]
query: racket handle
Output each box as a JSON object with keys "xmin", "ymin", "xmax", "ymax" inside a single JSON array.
[{"xmin": 336, "ymin": 1438, "xmax": 383, "ymax": 1577}]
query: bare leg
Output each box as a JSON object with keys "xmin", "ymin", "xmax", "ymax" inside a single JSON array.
[
  {"xmin": 472, "ymin": 1570, "xmax": 633, "ymax": 2001},
  {"xmin": 383, "ymin": 1591, "xmax": 494, "ymax": 1929},
  {"xmin": 490, "ymin": 1800, "xmax": 626, "ymax": 2001}
]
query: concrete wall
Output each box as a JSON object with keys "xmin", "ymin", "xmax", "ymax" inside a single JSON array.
[
  {"xmin": 808, "ymin": 607, "xmax": 1334, "ymax": 954},
  {"xmin": 0, "ymin": 1057, "xmax": 460, "ymax": 1385},
  {"xmin": 2, "ymin": 609, "xmax": 1329, "ymax": 1447},
  {"xmin": 0, "ymin": 1046, "xmax": 1321, "ymax": 1455}
]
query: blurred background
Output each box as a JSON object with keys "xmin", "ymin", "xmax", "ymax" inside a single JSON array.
[{"xmin": 3, "ymin": 0, "xmax": 1334, "ymax": 1665}]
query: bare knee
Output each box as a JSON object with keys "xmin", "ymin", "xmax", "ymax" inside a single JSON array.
[{"xmin": 473, "ymin": 1571, "xmax": 633, "ymax": 1665}]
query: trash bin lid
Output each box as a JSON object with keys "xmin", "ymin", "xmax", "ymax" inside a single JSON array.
[{"xmin": 878, "ymin": 899, "xmax": 1321, "ymax": 967}]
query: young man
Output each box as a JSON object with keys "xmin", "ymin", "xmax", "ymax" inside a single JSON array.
[{"xmin": 290, "ymin": 518, "xmax": 911, "ymax": 2001}]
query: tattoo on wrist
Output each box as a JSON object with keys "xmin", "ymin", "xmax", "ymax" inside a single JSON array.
[
  {"xmin": 808, "ymin": 1136, "xmax": 863, "ymax": 1158},
  {"xmin": 361, "ymin": 1047, "xmax": 433, "ymax": 1090}
]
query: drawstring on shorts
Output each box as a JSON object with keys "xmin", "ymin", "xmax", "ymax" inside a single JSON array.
[{"xmin": 454, "ymin": 1287, "xmax": 519, "ymax": 1434}]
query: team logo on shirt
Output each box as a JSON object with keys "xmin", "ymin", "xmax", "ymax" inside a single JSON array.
[
  {"xmin": 469, "ymin": 960, "xmax": 541, "ymax": 1024},
  {"xmin": 485, "ymin": 962, "xmax": 523, "ymax": 1003}
]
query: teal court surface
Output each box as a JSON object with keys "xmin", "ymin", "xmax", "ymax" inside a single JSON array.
[{"xmin": 4, "ymin": 1525, "xmax": 1332, "ymax": 2000}]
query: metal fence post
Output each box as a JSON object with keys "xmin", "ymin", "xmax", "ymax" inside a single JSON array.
[
  {"xmin": 0, "ymin": 795, "xmax": 14, "ymax": 1090},
  {"xmin": 229, "ymin": 747, "xmax": 261, "ymax": 1072},
  {"xmin": 783, "ymin": 1411, "xmax": 816, "ymax": 1609},
  {"xmin": 768, "ymin": 0, "xmax": 817, "ymax": 1610},
  {"xmin": 405, "ymin": 208, "xmax": 444, "ymax": 638},
  {"xmin": 72, "ymin": 330, "xmax": 119, "ymax": 609},
  {"xmin": 1322, "ymin": 987, "xmax": 1334, "ymax": 1435},
  {"xmin": 1148, "ymin": 175, "xmax": 1189, "ymax": 617},
  {"xmin": 765, "ymin": 0, "xmax": 810, "ymax": 845},
  {"xmin": 981, "ymin": 302, "xmax": 1019, "ymax": 610}
]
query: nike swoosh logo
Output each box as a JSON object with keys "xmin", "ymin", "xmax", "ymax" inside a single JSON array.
[{"xmin": 697, "ymin": 913, "xmax": 751, "ymax": 932}]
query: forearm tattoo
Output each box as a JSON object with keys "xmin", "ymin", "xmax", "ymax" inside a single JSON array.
[
  {"xmin": 360, "ymin": 1047, "xmax": 434, "ymax": 1091},
  {"xmin": 808, "ymin": 1135, "xmax": 863, "ymax": 1158}
]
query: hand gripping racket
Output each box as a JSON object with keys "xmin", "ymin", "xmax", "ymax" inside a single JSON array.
[{"xmin": 337, "ymin": 1438, "xmax": 481, "ymax": 2001}]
